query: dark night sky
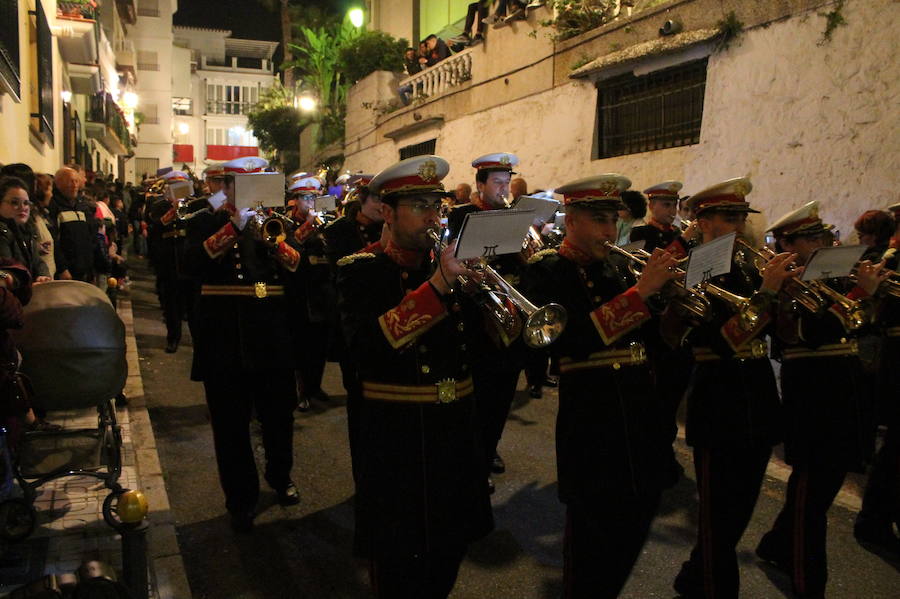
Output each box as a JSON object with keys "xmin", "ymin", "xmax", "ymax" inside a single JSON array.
[{"xmin": 173, "ymin": 0, "xmax": 345, "ymax": 42}]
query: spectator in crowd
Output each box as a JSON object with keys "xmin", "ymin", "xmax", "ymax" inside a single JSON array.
[
  {"xmin": 0, "ymin": 177, "xmax": 51, "ymax": 282},
  {"xmin": 49, "ymin": 167, "xmax": 99, "ymax": 282},
  {"xmin": 417, "ymin": 41, "xmax": 430, "ymax": 70},
  {"xmin": 425, "ymin": 34, "xmax": 451, "ymax": 67},
  {"xmin": 470, "ymin": 190, "xmax": 482, "ymax": 204},
  {"xmin": 616, "ymin": 189, "xmax": 647, "ymax": 245},
  {"xmin": 398, "ymin": 47, "xmax": 422, "ymax": 105},
  {"xmin": 453, "ymin": 183, "xmax": 472, "ymax": 208},
  {"xmin": 483, "ymin": 0, "xmax": 529, "ymax": 27},
  {"xmin": 32, "ymin": 173, "xmax": 56, "ymax": 278},
  {"xmin": 128, "ymin": 190, "xmax": 147, "ymax": 257},
  {"xmin": 450, "ymin": 1, "xmax": 490, "ymax": 46},
  {"xmin": 510, "ymin": 176, "xmax": 528, "ymax": 201},
  {"xmin": 677, "ymin": 194, "xmax": 693, "ymax": 227}
]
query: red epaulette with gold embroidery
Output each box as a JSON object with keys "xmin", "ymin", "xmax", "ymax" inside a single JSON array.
[
  {"xmin": 294, "ymin": 220, "xmax": 315, "ymax": 244},
  {"xmin": 378, "ymin": 282, "xmax": 447, "ymax": 349},
  {"xmin": 362, "ymin": 240, "xmax": 384, "ymax": 254},
  {"xmin": 160, "ymin": 207, "xmax": 177, "ymax": 225},
  {"xmin": 274, "ymin": 241, "xmax": 300, "ymax": 272},
  {"xmin": 720, "ymin": 312, "xmax": 772, "ymax": 352},
  {"xmin": 663, "ymin": 237, "xmax": 689, "ymax": 260},
  {"xmin": 590, "ymin": 286, "xmax": 651, "ymax": 345},
  {"xmin": 203, "ymin": 222, "xmax": 238, "ymax": 259}
]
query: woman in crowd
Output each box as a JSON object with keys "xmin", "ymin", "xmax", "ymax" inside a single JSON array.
[
  {"xmin": 32, "ymin": 173, "xmax": 56, "ymax": 279},
  {"xmin": 0, "ymin": 177, "xmax": 51, "ymax": 283}
]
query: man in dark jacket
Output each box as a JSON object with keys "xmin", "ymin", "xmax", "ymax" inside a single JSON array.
[{"xmin": 48, "ymin": 167, "xmax": 98, "ymax": 282}]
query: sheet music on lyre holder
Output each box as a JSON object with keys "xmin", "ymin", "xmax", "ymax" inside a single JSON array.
[{"xmin": 455, "ymin": 210, "xmax": 537, "ymax": 261}]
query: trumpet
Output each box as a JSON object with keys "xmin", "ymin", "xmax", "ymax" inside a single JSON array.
[
  {"xmin": 849, "ymin": 265, "xmax": 900, "ymax": 298},
  {"xmin": 247, "ymin": 203, "xmax": 290, "ymax": 247},
  {"xmin": 604, "ymin": 242, "xmax": 760, "ymax": 330},
  {"xmin": 734, "ymin": 239, "xmax": 826, "ymax": 314},
  {"xmin": 427, "ymin": 228, "xmax": 567, "ymax": 348}
]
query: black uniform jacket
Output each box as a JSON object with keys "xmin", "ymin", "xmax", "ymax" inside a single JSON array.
[
  {"xmin": 668, "ymin": 258, "xmax": 782, "ymax": 449},
  {"xmin": 337, "ymin": 248, "xmax": 493, "ymax": 559},
  {"xmin": 521, "ymin": 245, "xmax": 670, "ymax": 503},
  {"xmin": 148, "ymin": 197, "xmax": 208, "ymax": 280},
  {"xmin": 629, "ymin": 220, "xmax": 680, "ymax": 252},
  {"xmin": 322, "ymin": 207, "xmax": 382, "ymax": 267},
  {"xmin": 773, "ymin": 277, "xmax": 876, "ymax": 471},
  {"xmin": 184, "ymin": 207, "xmax": 301, "ymax": 381}
]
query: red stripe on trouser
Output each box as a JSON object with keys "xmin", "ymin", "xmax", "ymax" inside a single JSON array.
[
  {"xmin": 793, "ymin": 470, "xmax": 809, "ymax": 595},
  {"xmin": 699, "ymin": 448, "xmax": 716, "ymax": 598},
  {"xmin": 563, "ymin": 508, "xmax": 573, "ymax": 598}
]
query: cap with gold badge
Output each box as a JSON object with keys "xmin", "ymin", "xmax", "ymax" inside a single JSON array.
[
  {"xmin": 686, "ymin": 177, "xmax": 758, "ymax": 215},
  {"xmin": 222, "ymin": 156, "xmax": 269, "ymax": 174},
  {"xmin": 368, "ymin": 155, "xmax": 452, "ymax": 203},
  {"xmin": 471, "ymin": 152, "xmax": 519, "ymax": 174},
  {"xmin": 767, "ymin": 201, "xmax": 833, "ymax": 238},
  {"xmin": 643, "ymin": 180, "xmax": 682, "ymax": 201},
  {"xmin": 555, "ymin": 173, "xmax": 631, "ymax": 209},
  {"xmin": 288, "ymin": 177, "xmax": 322, "ymax": 195}
]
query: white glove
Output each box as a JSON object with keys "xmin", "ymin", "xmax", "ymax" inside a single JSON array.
[{"xmin": 232, "ymin": 207, "xmax": 256, "ymax": 231}]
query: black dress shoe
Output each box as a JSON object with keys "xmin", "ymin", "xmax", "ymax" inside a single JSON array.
[
  {"xmin": 297, "ymin": 396, "xmax": 310, "ymax": 412},
  {"xmin": 542, "ymin": 377, "xmax": 558, "ymax": 388},
  {"xmin": 854, "ymin": 521, "xmax": 900, "ymax": 555},
  {"xmin": 490, "ymin": 453, "xmax": 506, "ymax": 474},
  {"xmin": 229, "ymin": 510, "xmax": 255, "ymax": 533},
  {"xmin": 529, "ymin": 384, "xmax": 542, "ymax": 399},
  {"xmin": 755, "ymin": 533, "xmax": 790, "ymax": 574},
  {"xmin": 165, "ymin": 339, "xmax": 179, "ymax": 353},
  {"xmin": 312, "ymin": 389, "xmax": 331, "ymax": 402},
  {"xmin": 275, "ymin": 482, "xmax": 301, "ymax": 506},
  {"xmin": 487, "ymin": 477, "xmax": 495, "ymax": 495}
]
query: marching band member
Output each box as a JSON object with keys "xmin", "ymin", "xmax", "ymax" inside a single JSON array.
[
  {"xmin": 184, "ymin": 156, "xmax": 302, "ymax": 532},
  {"xmin": 755, "ymin": 201, "xmax": 887, "ymax": 597},
  {"xmin": 521, "ymin": 173, "xmax": 680, "ymax": 598},
  {"xmin": 336, "ymin": 155, "xmax": 492, "ymax": 597},
  {"xmin": 854, "ymin": 205, "xmax": 900, "ymax": 555},
  {"xmin": 629, "ymin": 181, "xmax": 683, "ymax": 251},
  {"xmin": 447, "ymin": 152, "xmax": 523, "ymax": 487},
  {"xmin": 664, "ymin": 178, "xmax": 798, "ymax": 599}
]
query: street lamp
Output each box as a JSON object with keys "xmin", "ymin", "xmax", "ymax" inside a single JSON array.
[
  {"xmin": 60, "ymin": 90, "xmax": 72, "ymax": 103},
  {"xmin": 177, "ymin": 122, "xmax": 190, "ymax": 135},
  {"xmin": 123, "ymin": 91, "xmax": 139, "ymax": 109},
  {"xmin": 296, "ymin": 94, "xmax": 317, "ymax": 113},
  {"xmin": 348, "ymin": 8, "xmax": 364, "ymax": 28}
]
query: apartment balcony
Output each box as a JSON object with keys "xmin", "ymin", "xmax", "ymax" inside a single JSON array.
[
  {"xmin": 206, "ymin": 101, "xmax": 255, "ymax": 116},
  {"xmin": 55, "ymin": 3, "xmax": 99, "ymax": 65},
  {"xmin": 115, "ymin": 39, "xmax": 136, "ymax": 77},
  {"xmin": 398, "ymin": 47, "xmax": 473, "ymax": 103},
  {"xmin": 86, "ymin": 92, "xmax": 133, "ymax": 156},
  {"xmin": 115, "ymin": 0, "xmax": 137, "ymax": 24}
]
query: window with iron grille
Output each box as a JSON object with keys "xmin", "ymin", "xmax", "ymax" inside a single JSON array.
[
  {"xmin": 137, "ymin": 0, "xmax": 159, "ymax": 17},
  {"xmin": 172, "ymin": 97, "xmax": 192, "ymax": 115},
  {"xmin": 399, "ymin": 138, "xmax": 436, "ymax": 161},
  {"xmin": 31, "ymin": 0, "xmax": 53, "ymax": 146},
  {"xmin": 596, "ymin": 58, "xmax": 707, "ymax": 159},
  {"xmin": 0, "ymin": 0, "xmax": 19, "ymax": 100}
]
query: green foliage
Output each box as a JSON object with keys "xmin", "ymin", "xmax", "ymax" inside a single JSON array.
[
  {"xmin": 338, "ymin": 30, "xmax": 409, "ymax": 85},
  {"xmin": 247, "ymin": 82, "xmax": 309, "ymax": 172},
  {"xmin": 715, "ymin": 11, "xmax": 744, "ymax": 51},
  {"xmin": 569, "ymin": 54, "xmax": 593, "ymax": 71},
  {"xmin": 819, "ymin": 0, "xmax": 846, "ymax": 45},
  {"xmin": 539, "ymin": 1, "xmax": 620, "ymax": 42}
]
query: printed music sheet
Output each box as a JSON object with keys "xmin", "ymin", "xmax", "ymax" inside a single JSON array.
[
  {"xmin": 512, "ymin": 195, "xmax": 561, "ymax": 226},
  {"xmin": 685, "ymin": 232, "xmax": 736, "ymax": 289},
  {"xmin": 235, "ymin": 173, "xmax": 286, "ymax": 209},
  {"xmin": 800, "ymin": 245, "xmax": 867, "ymax": 281},
  {"xmin": 455, "ymin": 209, "xmax": 537, "ymax": 260}
]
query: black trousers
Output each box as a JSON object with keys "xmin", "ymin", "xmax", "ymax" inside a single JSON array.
[
  {"xmin": 563, "ymin": 493, "xmax": 661, "ymax": 599},
  {"xmin": 758, "ymin": 464, "xmax": 847, "ymax": 597},
  {"xmin": 296, "ymin": 320, "xmax": 329, "ymax": 395},
  {"xmin": 473, "ymin": 365, "xmax": 520, "ymax": 465},
  {"xmin": 203, "ymin": 369, "xmax": 297, "ymax": 514},
  {"xmin": 857, "ymin": 421, "xmax": 900, "ymax": 531},
  {"xmin": 677, "ymin": 445, "xmax": 772, "ymax": 599},
  {"xmin": 158, "ymin": 276, "xmax": 195, "ymax": 343},
  {"xmin": 464, "ymin": 2, "xmax": 488, "ymax": 35},
  {"xmin": 523, "ymin": 350, "xmax": 549, "ymax": 387},
  {"xmin": 368, "ymin": 546, "xmax": 465, "ymax": 599}
]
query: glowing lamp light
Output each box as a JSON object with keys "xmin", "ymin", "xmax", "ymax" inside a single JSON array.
[
  {"xmin": 123, "ymin": 91, "xmax": 139, "ymax": 109},
  {"xmin": 297, "ymin": 95, "xmax": 317, "ymax": 113},
  {"xmin": 61, "ymin": 90, "xmax": 72, "ymax": 103},
  {"xmin": 177, "ymin": 122, "xmax": 190, "ymax": 135},
  {"xmin": 348, "ymin": 8, "xmax": 364, "ymax": 28}
]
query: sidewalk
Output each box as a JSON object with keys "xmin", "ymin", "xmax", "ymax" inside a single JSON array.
[{"xmin": 0, "ymin": 297, "xmax": 189, "ymax": 598}]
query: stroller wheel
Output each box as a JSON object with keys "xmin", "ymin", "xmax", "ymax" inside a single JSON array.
[{"xmin": 0, "ymin": 498, "xmax": 37, "ymax": 542}]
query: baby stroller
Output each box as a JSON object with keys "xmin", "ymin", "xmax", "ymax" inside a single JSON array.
[{"xmin": 0, "ymin": 281, "xmax": 128, "ymax": 541}]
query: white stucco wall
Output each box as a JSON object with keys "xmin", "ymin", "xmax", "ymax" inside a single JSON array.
[{"xmin": 347, "ymin": 0, "xmax": 899, "ymax": 237}]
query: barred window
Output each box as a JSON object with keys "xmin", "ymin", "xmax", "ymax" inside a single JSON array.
[
  {"xmin": 172, "ymin": 97, "xmax": 192, "ymax": 115},
  {"xmin": 0, "ymin": 0, "xmax": 19, "ymax": 100},
  {"xmin": 399, "ymin": 138, "xmax": 436, "ymax": 161},
  {"xmin": 137, "ymin": 50, "xmax": 158, "ymax": 71},
  {"xmin": 596, "ymin": 58, "xmax": 707, "ymax": 159},
  {"xmin": 137, "ymin": 0, "xmax": 159, "ymax": 18},
  {"xmin": 31, "ymin": 0, "xmax": 53, "ymax": 146}
]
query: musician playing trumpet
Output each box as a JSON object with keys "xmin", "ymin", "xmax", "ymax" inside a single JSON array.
[
  {"xmin": 521, "ymin": 174, "xmax": 681, "ymax": 599},
  {"xmin": 663, "ymin": 177, "xmax": 800, "ymax": 599},
  {"xmin": 754, "ymin": 200, "xmax": 888, "ymax": 598}
]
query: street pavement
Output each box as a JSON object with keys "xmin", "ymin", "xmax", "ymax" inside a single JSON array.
[{"xmin": 129, "ymin": 259, "xmax": 899, "ymax": 598}]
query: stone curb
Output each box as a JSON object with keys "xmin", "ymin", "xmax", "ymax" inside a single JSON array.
[{"xmin": 118, "ymin": 297, "xmax": 190, "ymax": 599}]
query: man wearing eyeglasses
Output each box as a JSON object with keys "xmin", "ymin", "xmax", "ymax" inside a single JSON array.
[{"xmin": 337, "ymin": 155, "xmax": 492, "ymax": 598}]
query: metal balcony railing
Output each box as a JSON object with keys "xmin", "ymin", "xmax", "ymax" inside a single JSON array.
[
  {"xmin": 399, "ymin": 47, "xmax": 474, "ymax": 102},
  {"xmin": 87, "ymin": 92, "xmax": 132, "ymax": 153},
  {"xmin": 206, "ymin": 100, "xmax": 255, "ymax": 115}
]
